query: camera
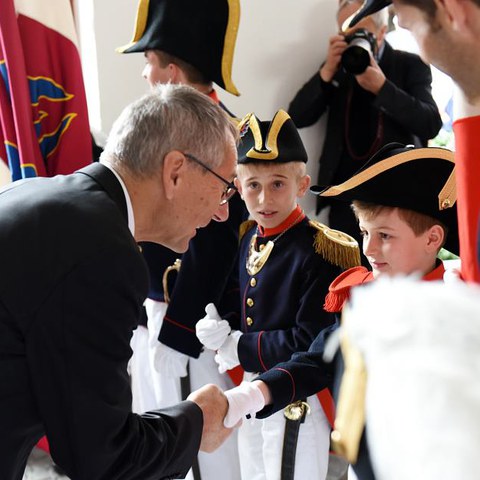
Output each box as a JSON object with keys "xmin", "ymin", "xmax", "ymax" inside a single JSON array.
[{"xmin": 341, "ymin": 28, "xmax": 377, "ymax": 75}]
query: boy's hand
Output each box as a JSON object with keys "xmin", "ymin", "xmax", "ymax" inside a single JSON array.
[
  {"xmin": 196, "ymin": 303, "xmax": 231, "ymax": 350},
  {"xmin": 214, "ymin": 330, "xmax": 242, "ymax": 373},
  {"xmin": 223, "ymin": 380, "xmax": 267, "ymax": 428}
]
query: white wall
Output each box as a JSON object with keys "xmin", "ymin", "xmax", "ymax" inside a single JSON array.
[{"xmin": 77, "ymin": 0, "xmax": 338, "ymax": 217}]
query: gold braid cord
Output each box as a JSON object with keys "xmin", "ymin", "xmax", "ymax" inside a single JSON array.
[
  {"xmin": 310, "ymin": 220, "xmax": 361, "ymax": 269},
  {"xmin": 162, "ymin": 258, "xmax": 182, "ymax": 304}
]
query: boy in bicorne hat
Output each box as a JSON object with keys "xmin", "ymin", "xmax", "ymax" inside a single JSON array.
[
  {"xmin": 196, "ymin": 110, "xmax": 360, "ymax": 480},
  {"xmin": 220, "ymin": 142, "xmax": 458, "ymax": 480},
  {"xmin": 118, "ymin": 2, "xmax": 247, "ymax": 479}
]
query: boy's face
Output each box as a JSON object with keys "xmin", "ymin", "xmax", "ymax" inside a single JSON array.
[
  {"xmin": 142, "ymin": 50, "xmax": 173, "ymax": 88},
  {"xmin": 235, "ymin": 163, "xmax": 310, "ymax": 229},
  {"xmin": 358, "ymin": 207, "xmax": 438, "ymax": 278}
]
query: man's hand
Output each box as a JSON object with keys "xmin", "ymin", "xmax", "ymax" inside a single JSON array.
[
  {"xmin": 320, "ymin": 34, "xmax": 348, "ymax": 83},
  {"xmin": 355, "ymin": 54, "xmax": 386, "ymax": 94},
  {"xmin": 187, "ymin": 384, "xmax": 232, "ymax": 452}
]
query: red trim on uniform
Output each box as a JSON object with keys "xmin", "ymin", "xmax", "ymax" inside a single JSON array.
[
  {"xmin": 163, "ymin": 315, "xmax": 195, "ymax": 333},
  {"xmin": 207, "ymin": 89, "xmax": 220, "ymax": 104},
  {"xmin": 423, "ymin": 262, "xmax": 445, "ymax": 282},
  {"xmin": 227, "ymin": 365, "xmax": 244, "ymax": 386},
  {"xmin": 257, "ymin": 205, "xmax": 305, "ymax": 238},
  {"xmin": 317, "ymin": 388, "xmax": 335, "ymax": 428},
  {"xmin": 273, "ymin": 367, "xmax": 297, "ymax": 404},
  {"xmin": 257, "ymin": 331, "xmax": 269, "ymax": 371},
  {"xmin": 453, "ymin": 116, "xmax": 480, "ymax": 283}
]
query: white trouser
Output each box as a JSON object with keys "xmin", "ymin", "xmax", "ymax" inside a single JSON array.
[
  {"xmin": 237, "ymin": 374, "xmax": 330, "ymax": 480},
  {"xmin": 129, "ymin": 299, "xmax": 241, "ymax": 480}
]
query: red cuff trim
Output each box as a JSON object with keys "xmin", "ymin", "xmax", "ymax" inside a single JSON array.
[
  {"xmin": 163, "ymin": 315, "xmax": 196, "ymax": 333},
  {"xmin": 273, "ymin": 367, "xmax": 296, "ymax": 404}
]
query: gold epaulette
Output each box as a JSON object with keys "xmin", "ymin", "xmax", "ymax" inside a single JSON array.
[
  {"xmin": 239, "ymin": 219, "xmax": 256, "ymax": 242},
  {"xmin": 309, "ymin": 220, "xmax": 361, "ymax": 270}
]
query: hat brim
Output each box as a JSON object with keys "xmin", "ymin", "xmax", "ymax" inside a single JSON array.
[
  {"xmin": 349, "ymin": 0, "xmax": 392, "ymax": 27},
  {"xmin": 311, "ymin": 148, "xmax": 459, "ymax": 255}
]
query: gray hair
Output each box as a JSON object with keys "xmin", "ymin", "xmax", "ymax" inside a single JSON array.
[
  {"xmin": 338, "ymin": 0, "xmax": 389, "ymax": 29},
  {"xmin": 102, "ymin": 83, "xmax": 238, "ymax": 178}
]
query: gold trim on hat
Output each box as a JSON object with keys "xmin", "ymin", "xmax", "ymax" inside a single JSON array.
[
  {"xmin": 246, "ymin": 109, "xmax": 290, "ymax": 160},
  {"xmin": 320, "ymin": 148, "xmax": 455, "ymax": 201},
  {"xmin": 438, "ymin": 169, "xmax": 457, "ymax": 210},
  {"xmin": 222, "ymin": 0, "xmax": 240, "ymax": 96},
  {"xmin": 116, "ymin": 0, "xmax": 150, "ymax": 53}
]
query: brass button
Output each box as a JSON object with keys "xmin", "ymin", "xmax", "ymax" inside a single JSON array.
[
  {"xmin": 246, "ymin": 298, "xmax": 254, "ymax": 307},
  {"xmin": 259, "ymin": 244, "xmax": 266, "ymax": 251},
  {"xmin": 441, "ymin": 199, "xmax": 451, "ymax": 209},
  {"xmin": 246, "ymin": 317, "xmax": 253, "ymax": 326},
  {"xmin": 250, "ymin": 278, "xmax": 257, "ymax": 287}
]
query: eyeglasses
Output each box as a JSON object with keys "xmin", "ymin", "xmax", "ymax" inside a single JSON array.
[{"xmin": 184, "ymin": 153, "xmax": 238, "ymax": 205}]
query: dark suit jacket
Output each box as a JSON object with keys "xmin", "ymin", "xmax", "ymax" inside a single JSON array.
[
  {"xmin": 288, "ymin": 42, "xmax": 442, "ymax": 211},
  {"xmin": 0, "ymin": 163, "xmax": 202, "ymax": 480}
]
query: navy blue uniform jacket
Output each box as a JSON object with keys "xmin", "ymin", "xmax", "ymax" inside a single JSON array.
[
  {"xmin": 0, "ymin": 163, "xmax": 202, "ymax": 480},
  {"xmin": 232, "ymin": 215, "xmax": 340, "ymax": 373}
]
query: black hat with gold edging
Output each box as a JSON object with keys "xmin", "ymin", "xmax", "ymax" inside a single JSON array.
[
  {"xmin": 311, "ymin": 143, "xmax": 458, "ymax": 254},
  {"xmin": 237, "ymin": 110, "xmax": 308, "ymax": 164},
  {"xmin": 117, "ymin": 0, "xmax": 240, "ymax": 95}
]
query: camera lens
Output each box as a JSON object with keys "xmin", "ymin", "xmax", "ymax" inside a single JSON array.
[
  {"xmin": 341, "ymin": 40, "xmax": 371, "ymax": 75},
  {"xmin": 341, "ymin": 29, "xmax": 376, "ymax": 75}
]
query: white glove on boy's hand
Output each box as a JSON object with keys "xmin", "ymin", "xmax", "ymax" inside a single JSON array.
[
  {"xmin": 223, "ymin": 381, "xmax": 266, "ymax": 428},
  {"xmin": 195, "ymin": 303, "xmax": 231, "ymax": 350},
  {"xmin": 215, "ymin": 330, "xmax": 242, "ymax": 373},
  {"xmin": 153, "ymin": 342, "xmax": 189, "ymax": 378}
]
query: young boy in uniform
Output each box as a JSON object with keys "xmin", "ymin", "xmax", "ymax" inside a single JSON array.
[
  {"xmin": 220, "ymin": 142, "xmax": 458, "ymax": 480},
  {"xmin": 196, "ymin": 109, "xmax": 361, "ymax": 480}
]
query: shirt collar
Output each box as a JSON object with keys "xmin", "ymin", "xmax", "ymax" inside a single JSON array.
[{"xmin": 101, "ymin": 162, "xmax": 135, "ymax": 236}]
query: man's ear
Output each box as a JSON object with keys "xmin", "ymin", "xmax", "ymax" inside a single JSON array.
[
  {"xmin": 426, "ymin": 224, "xmax": 445, "ymax": 252},
  {"xmin": 162, "ymin": 151, "xmax": 185, "ymax": 200},
  {"xmin": 439, "ymin": 0, "xmax": 470, "ymax": 33},
  {"xmin": 297, "ymin": 174, "xmax": 311, "ymax": 198}
]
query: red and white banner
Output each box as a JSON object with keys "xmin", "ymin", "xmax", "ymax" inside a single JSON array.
[{"xmin": 0, "ymin": 0, "xmax": 92, "ymax": 180}]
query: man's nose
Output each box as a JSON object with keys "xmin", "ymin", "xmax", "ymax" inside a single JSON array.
[{"xmin": 212, "ymin": 201, "xmax": 229, "ymax": 223}]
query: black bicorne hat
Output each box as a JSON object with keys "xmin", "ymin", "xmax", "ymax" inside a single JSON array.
[
  {"xmin": 349, "ymin": 0, "xmax": 392, "ymax": 27},
  {"xmin": 117, "ymin": 0, "xmax": 240, "ymax": 95},
  {"xmin": 311, "ymin": 143, "xmax": 459, "ymax": 254},
  {"xmin": 237, "ymin": 110, "xmax": 308, "ymax": 165}
]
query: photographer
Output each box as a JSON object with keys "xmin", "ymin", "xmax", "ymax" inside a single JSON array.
[{"xmin": 288, "ymin": 0, "xmax": 442, "ymax": 257}]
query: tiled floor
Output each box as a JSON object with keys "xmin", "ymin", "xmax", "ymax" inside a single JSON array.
[{"xmin": 24, "ymin": 447, "xmax": 349, "ymax": 480}]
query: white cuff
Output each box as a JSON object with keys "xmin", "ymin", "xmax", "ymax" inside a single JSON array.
[
  {"xmin": 215, "ymin": 330, "xmax": 242, "ymax": 373},
  {"xmin": 224, "ymin": 381, "xmax": 266, "ymax": 428}
]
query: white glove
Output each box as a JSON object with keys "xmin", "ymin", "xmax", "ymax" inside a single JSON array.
[
  {"xmin": 224, "ymin": 381, "xmax": 266, "ymax": 428},
  {"xmin": 153, "ymin": 342, "xmax": 189, "ymax": 378},
  {"xmin": 215, "ymin": 330, "xmax": 242, "ymax": 373},
  {"xmin": 195, "ymin": 303, "xmax": 231, "ymax": 350}
]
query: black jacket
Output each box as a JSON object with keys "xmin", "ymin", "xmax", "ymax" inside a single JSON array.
[{"xmin": 0, "ymin": 163, "xmax": 202, "ymax": 480}]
